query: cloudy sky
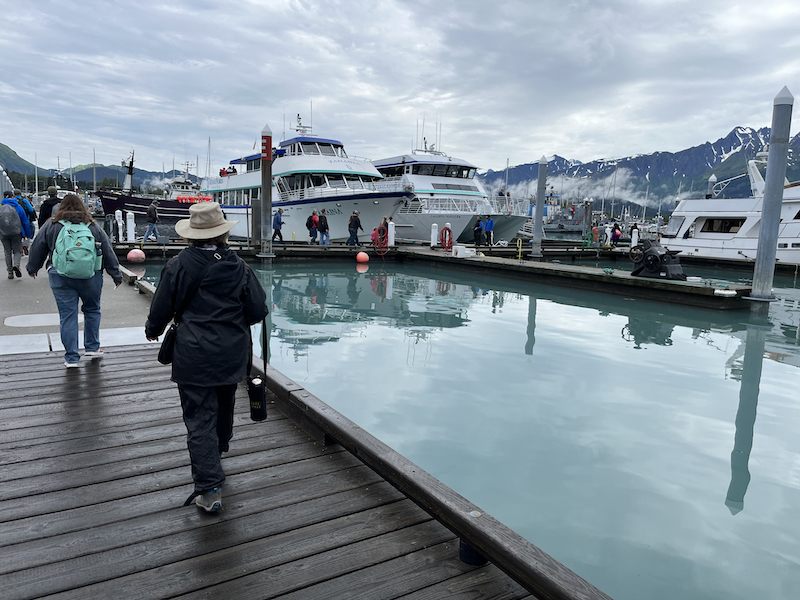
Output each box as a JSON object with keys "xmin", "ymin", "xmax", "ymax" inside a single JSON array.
[{"xmin": 1, "ymin": 0, "xmax": 799, "ymax": 175}]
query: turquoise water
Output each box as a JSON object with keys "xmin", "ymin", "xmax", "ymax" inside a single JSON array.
[{"xmin": 139, "ymin": 258, "xmax": 800, "ymax": 599}]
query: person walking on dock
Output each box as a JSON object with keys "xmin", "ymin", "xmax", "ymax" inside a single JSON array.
[
  {"xmin": 26, "ymin": 194, "xmax": 122, "ymax": 367},
  {"xmin": 473, "ymin": 216, "xmax": 484, "ymax": 247},
  {"xmin": 1, "ymin": 190, "xmax": 33, "ymax": 279},
  {"xmin": 306, "ymin": 210, "xmax": 319, "ymax": 244},
  {"xmin": 144, "ymin": 202, "xmax": 268, "ymax": 513},
  {"xmin": 143, "ymin": 199, "xmax": 161, "ymax": 243},
  {"xmin": 318, "ymin": 208, "xmax": 330, "ymax": 246},
  {"xmin": 484, "ymin": 214, "xmax": 494, "ymax": 246},
  {"xmin": 272, "ymin": 208, "xmax": 285, "ymax": 243},
  {"xmin": 38, "ymin": 186, "xmax": 60, "ymax": 228},
  {"xmin": 347, "ymin": 210, "xmax": 363, "ymax": 246}
]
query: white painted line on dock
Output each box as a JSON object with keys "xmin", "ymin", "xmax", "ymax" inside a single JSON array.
[
  {"xmin": 0, "ymin": 333, "xmax": 52, "ymax": 354},
  {"xmin": 0, "ymin": 327, "xmax": 158, "ymax": 355}
]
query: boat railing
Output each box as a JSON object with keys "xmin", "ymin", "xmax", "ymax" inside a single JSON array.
[
  {"xmin": 372, "ymin": 180, "xmax": 413, "ymax": 193},
  {"xmin": 277, "ymin": 180, "xmax": 409, "ymax": 203},
  {"xmin": 488, "ymin": 195, "xmax": 529, "ymax": 216}
]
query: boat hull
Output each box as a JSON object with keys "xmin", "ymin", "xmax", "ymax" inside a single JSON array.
[
  {"xmin": 457, "ymin": 214, "xmax": 529, "ymax": 243},
  {"xmin": 391, "ymin": 212, "xmax": 473, "ymax": 243}
]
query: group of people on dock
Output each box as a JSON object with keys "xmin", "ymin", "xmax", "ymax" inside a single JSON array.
[
  {"xmin": 270, "ymin": 208, "xmax": 387, "ymax": 247},
  {"xmin": 5, "ymin": 195, "xmax": 268, "ymax": 515},
  {"xmin": 472, "ymin": 215, "xmax": 495, "ymax": 247}
]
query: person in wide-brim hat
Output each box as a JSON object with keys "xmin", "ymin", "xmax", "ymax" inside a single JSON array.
[{"xmin": 175, "ymin": 202, "xmax": 238, "ymax": 240}]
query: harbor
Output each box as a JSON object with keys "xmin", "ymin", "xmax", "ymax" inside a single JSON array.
[{"xmin": 2, "ymin": 235, "xmax": 800, "ymax": 599}]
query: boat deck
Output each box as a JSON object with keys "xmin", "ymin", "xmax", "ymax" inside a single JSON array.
[{"xmin": 0, "ymin": 345, "xmax": 533, "ymax": 599}]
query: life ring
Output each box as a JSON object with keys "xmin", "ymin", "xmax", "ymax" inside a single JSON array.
[{"xmin": 440, "ymin": 226, "xmax": 453, "ymax": 251}]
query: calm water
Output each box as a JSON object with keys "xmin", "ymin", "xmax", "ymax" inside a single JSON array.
[{"xmin": 138, "ymin": 258, "xmax": 800, "ymax": 600}]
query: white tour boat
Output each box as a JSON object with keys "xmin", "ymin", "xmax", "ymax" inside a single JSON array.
[
  {"xmin": 662, "ymin": 152, "xmax": 800, "ymax": 266},
  {"xmin": 201, "ymin": 117, "xmax": 412, "ymax": 241},
  {"xmin": 373, "ymin": 146, "xmax": 529, "ymax": 244}
]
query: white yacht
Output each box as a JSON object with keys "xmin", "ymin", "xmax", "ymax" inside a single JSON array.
[
  {"xmin": 662, "ymin": 152, "xmax": 800, "ymax": 266},
  {"xmin": 373, "ymin": 147, "xmax": 529, "ymax": 244},
  {"xmin": 201, "ymin": 117, "xmax": 412, "ymax": 241}
]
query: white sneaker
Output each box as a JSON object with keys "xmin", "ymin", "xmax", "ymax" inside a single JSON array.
[
  {"xmin": 64, "ymin": 361, "xmax": 80, "ymax": 368},
  {"xmin": 84, "ymin": 349, "xmax": 104, "ymax": 357}
]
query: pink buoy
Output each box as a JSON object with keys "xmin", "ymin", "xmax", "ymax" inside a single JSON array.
[
  {"xmin": 356, "ymin": 251, "xmax": 369, "ymax": 263},
  {"xmin": 127, "ymin": 249, "xmax": 146, "ymax": 263},
  {"xmin": 356, "ymin": 263, "xmax": 369, "ymax": 274}
]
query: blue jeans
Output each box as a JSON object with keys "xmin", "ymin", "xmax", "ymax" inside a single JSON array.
[
  {"xmin": 320, "ymin": 231, "xmax": 330, "ymax": 245},
  {"xmin": 49, "ymin": 269, "xmax": 103, "ymax": 363},
  {"xmin": 144, "ymin": 223, "xmax": 159, "ymax": 241},
  {"xmin": 347, "ymin": 227, "xmax": 359, "ymax": 245},
  {"xmin": 310, "ymin": 227, "xmax": 318, "ymax": 244}
]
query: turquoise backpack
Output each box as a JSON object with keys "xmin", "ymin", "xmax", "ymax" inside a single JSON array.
[{"xmin": 53, "ymin": 221, "xmax": 102, "ymax": 279}]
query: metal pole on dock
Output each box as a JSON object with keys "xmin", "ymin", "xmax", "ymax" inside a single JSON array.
[
  {"xmin": 257, "ymin": 123, "xmax": 275, "ymax": 261},
  {"xmin": 750, "ymin": 87, "xmax": 794, "ymax": 318},
  {"xmin": 529, "ymin": 156, "xmax": 547, "ymax": 258}
]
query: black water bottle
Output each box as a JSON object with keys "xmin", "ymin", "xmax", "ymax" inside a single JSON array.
[{"xmin": 248, "ymin": 375, "xmax": 267, "ymax": 421}]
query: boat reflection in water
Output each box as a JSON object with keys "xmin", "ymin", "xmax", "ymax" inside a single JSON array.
[{"xmin": 243, "ymin": 260, "xmax": 800, "ymax": 600}]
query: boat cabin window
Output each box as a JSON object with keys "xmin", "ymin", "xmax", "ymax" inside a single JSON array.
[
  {"xmin": 301, "ymin": 142, "xmax": 320, "ymax": 155},
  {"xmin": 410, "ymin": 164, "xmax": 476, "ymax": 178},
  {"xmin": 662, "ymin": 216, "xmax": 684, "ymax": 238},
  {"xmin": 345, "ymin": 174, "xmax": 364, "ymax": 188},
  {"xmin": 700, "ymin": 218, "xmax": 746, "ymax": 233},
  {"xmin": 246, "ymin": 158, "xmax": 261, "ymax": 172},
  {"xmin": 318, "ymin": 144, "xmax": 336, "ymax": 156},
  {"xmin": 378, "ymin": 166, "xmax": 404, "ymax": 177},
  {"xmin": 327, "ymin": 174, "xmax": 347, "ymax": 188},
  {"xmin": 310, "ymin": 174, "xmax": 326, "ymax": 187}
]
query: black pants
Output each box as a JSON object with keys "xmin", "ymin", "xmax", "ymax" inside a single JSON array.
[
  {"xmin": 178, "ymin": 383, "xmax": 237, "ymax": 492},
  {"xmin": 272, "ymin": 229, "xmax": 283, "ymax": 243},
  {"xmin": 474, "ymin": 231, "xmax": 483, "ymax": 246}
]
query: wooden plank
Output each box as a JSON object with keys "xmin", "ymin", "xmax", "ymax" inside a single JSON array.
[
  {"xmin": 0, "ymin": 439, "xmax": 339, "ymax": 522},
  {"xmin": 395, "ymin": 567, "xmax": 532, "ymax": 599},
  {"xmin": 5, "ymin": 480, "xmax": 402, "ymax": 600},
  {"xmin": 38, "ymin": 499, "xmax": 430, "ymax": 600},
  {"xmin": 0, "ymin": 446, "xmax": 351, "ymax": 548},
  {"xmin": 171, "ymin": 522, "xmax": 457, "ymax": 600}
]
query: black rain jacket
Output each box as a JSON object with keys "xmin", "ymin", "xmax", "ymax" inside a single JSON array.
[{"xmin": 145, "ymin": 246, "xmax": 268, "ymax": 386}]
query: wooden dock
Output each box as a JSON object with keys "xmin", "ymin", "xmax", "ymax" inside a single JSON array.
[{"xmin": 0, "ymin": 345, "xmax": 611, "ymax": 599}]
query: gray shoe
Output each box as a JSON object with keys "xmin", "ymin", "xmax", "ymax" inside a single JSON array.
[
  {"xmin": 195, "ymin": 487, "xmax": 222, "ymax": 513},
  {"xmin": 7, "ymin": 271, "xmax": 13, "ymax": 280}
]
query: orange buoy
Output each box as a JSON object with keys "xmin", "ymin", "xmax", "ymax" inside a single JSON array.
[{"xmin": 356, "ymin": 251, "xmax": 369, "ymax": 263}]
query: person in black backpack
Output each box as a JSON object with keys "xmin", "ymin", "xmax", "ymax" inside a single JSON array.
[
  {"xmin": 1, "ymin": 190, "xmax": 33, "ymax": 279},
  {"xmin": 347, "ymin": 210, "xmax": 363, "ymax": 246},
  {"xmin": 27, "ymin": 194, "xmax": 122, "ymax": 368}
]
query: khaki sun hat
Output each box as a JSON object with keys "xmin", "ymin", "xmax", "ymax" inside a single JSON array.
[{"xmin": 175, "ymin": 202, "xmax": 238, "ymax": 239}]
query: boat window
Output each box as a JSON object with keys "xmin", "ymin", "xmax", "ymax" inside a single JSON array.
[
  {"xmin": 327, "ymin": 174, "xmax": 347, "ymax": 188},
  {"xmin": 345, "ymin": 174, "xmax": 364, "ymax": 188},
  {"xmin": 282, "ymin": 174, "xmax": 297, "ymax": 190},
  {"xmin": 446, "ymin": 165, "xmax": 460, "ymax": 177},
  {"xmin": 432, "ymin": 165, "xmax": 449, "ymax": 177},
  {"xmin": 378, "ymin": 166, "xmax": 404, "ymax": 177},
  {"xmin": 700, "ymin": 218, "xmax": 746, "ymax": 233},
  {"xmin": 662, "ymin": 216, "xmax": 684, "ymax": 238},
  {"xmin": 412, "ymin": 164, "xmax": 435, "ymax": 176},
  {"xmin": 319, "ymin": 144, "xmax": 336, "ymax": 156},
  {"xmin": 311, "ymin": 174, "xmax": 326, "ymax": 187},
  {"xmin": 335, "ymin": 146, "xmax": 348, "ymax": 158},
  {"xmin": 301, "ymin": 143, "xmax": 319, "ymax": 155}
]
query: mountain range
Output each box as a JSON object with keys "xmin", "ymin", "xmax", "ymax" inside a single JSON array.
[
  {"xmin": 482, "ymin": 127, "xmax": 800, "ymax": 214},
  {"xmin": 3, "ymin": 127, "xmax": 799, "ymax": 211}
]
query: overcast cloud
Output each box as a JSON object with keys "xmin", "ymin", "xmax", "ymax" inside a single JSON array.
[{"xmin": 1, "ymin": 0, "xmax": 799, "ymax": 174}]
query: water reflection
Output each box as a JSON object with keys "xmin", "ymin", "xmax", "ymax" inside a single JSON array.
[{"xmin": 149, "ymin": 258, "xmax": 800, "ymax": 600}]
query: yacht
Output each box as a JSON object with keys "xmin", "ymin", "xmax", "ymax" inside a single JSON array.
[
  {"xmin": 662, "ymin": 151, "xmax": 800, "ymax": 266},
  {"xmin": 373, "ymin": 146, "xmax": 529, "ymax": 244},
  {"xmin": 202, "ymin": 117, "xmax": 412, "ymax": 241}
]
